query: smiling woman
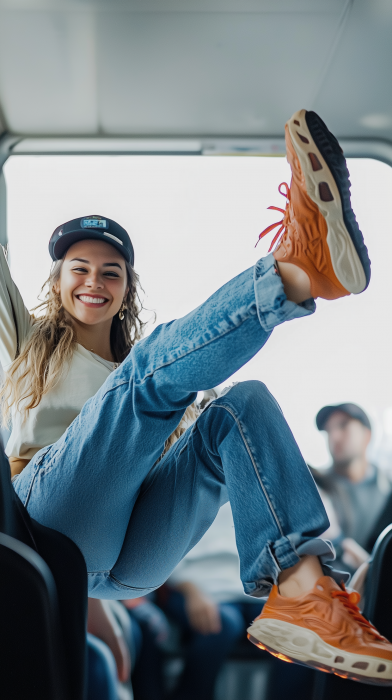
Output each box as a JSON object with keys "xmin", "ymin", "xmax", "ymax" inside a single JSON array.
[{"xmin": 0, "ymin": 216, "xmax": 145, "ymax": 477}]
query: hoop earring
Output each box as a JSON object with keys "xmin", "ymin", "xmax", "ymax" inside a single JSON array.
[{"xmin": 119, "ymin": 301, "xmax": 127, "ymax": 321}]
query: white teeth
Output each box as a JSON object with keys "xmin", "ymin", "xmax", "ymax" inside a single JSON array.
[{"xmin": 78, "ymin": 295, "xmax": 107, "ymax": 305}]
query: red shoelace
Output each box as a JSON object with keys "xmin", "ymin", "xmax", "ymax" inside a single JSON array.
[
  {"xmin": 331, "ymin": 586, "xmax": 384, "ymax": 641},
  {"xmin": 256, "ymin": 182, "xmax": 291, "ymax": 251}
]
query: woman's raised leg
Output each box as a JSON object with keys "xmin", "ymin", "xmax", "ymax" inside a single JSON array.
[
  {"xmin": 104, "ymin": 381, "xmax": 392, "ymax": 685},
  {"xmin": 105, "ymin": 381, "xmax": 333, "ymax": 598}
]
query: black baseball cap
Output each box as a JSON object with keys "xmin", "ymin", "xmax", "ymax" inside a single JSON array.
[
  {"xmin": 49, "ymin": 215, "xmax": 134, "ymax": 266},
  {"xmin": 316, "ymin": 403, "xmax": 371, "ymax": 431}
]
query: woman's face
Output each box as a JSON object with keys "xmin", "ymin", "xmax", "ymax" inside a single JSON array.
[{"xmin": 57, "ymin": 239, "xmax": 128, "ymax": 326}]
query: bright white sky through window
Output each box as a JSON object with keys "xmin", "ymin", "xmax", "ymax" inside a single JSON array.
[{"xmin": 3, "ymin": 155, "xmax": 392, "ymax": 469}]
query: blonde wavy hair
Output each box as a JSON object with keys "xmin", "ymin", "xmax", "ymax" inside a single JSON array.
[{"xmin": 0, "ymin": 255, "xmax": 145, "ymax": 425}]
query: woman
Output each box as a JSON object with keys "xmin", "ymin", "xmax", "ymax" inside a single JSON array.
[{"xmin": 2, "ymin": 109, "xmax": 391, "ymax": 685}]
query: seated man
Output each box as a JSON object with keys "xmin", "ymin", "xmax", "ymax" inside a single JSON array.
[{"xmin": 312, "ymin": 403, "xmax": 391, "ymax": 573}]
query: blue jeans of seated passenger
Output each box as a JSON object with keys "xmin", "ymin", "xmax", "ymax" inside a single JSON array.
[
  {"xmin": 87, "ymin": 633, "xmax": 118, "ymax": 700},
  {"xmin": 13, "ymin": 254, "xmax": 340, "ymax": 598},
  {"xmin": 163, "ymin": 591, "xmax": 263, "ymax": 700},
  {"xmin": 128, "ymin": 602, "xmax": 169, "ymax": 700}
]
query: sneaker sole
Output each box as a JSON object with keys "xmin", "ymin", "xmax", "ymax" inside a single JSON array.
[
  {"xmin": 286, "ymin": 109, "xmax": 370, "ymax": 295},
  {"xmin": 247, "ymin": 618, "xmax": 392, "ymax": 686}
]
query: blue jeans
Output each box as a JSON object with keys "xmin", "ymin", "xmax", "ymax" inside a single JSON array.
[
  {"xmin": 13, "ymin": 254, "xmax": 339, "ymax": 598},
  {"xmin": 87, "ymin": 633, "xmax": 118, "ymax": 700},
  {"xmin": 128, "ymin": 602, "xmax": 168, "ymax": 700}
]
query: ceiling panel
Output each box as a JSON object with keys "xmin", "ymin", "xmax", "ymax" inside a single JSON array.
[
  {"xmin": 0, "ymin": 10, "xmax": 98, "ymax": 133},
  {"xmin": 98, "ymin": 11, "xmax": 343, "ymax": 136},
  {"xmin": 0, "ymin": 6, "xmax": 343, "ymax": 135},
  {"xmin": 0, "ymin": 0, "xmax": 344, "ymax": 13},
  {"xmin": 314, "ymin": 0, "xmax": 392, "ymax": 140},
  {"xmin": 0, "ymin": 0, "xmax": 391, "ymax": 148}
]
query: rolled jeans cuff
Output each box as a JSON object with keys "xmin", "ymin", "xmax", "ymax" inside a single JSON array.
[
  {"xmin": 297, "ymin": 538, "xmax": 350, "ymax": 587},
  {"xmin": 254, "ymin": 253, "xmax": 316, "ymax": 333},
  {"xmin": 244, "ymin": 536, "xmax": 349, "ymax": 599}
]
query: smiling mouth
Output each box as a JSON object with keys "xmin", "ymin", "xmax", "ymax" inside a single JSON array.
[{"xmin": 76, "ymin": 295, "xmax": 109, "ymax": 307}]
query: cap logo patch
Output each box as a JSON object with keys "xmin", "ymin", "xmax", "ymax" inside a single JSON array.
[
  {"xmin": 104, "ymin": 232, "xmax": 123, "ymax": 246},
  {"xmin": 81, "ymin": 217, "xmax": 107, "ymax": 229}
]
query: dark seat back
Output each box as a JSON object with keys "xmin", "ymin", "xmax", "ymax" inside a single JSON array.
[
  {"xmin": 311, "ymin": 524, "xmax": 392, "ymax": 700},
  {"xmin": 0, "ymin": 449, "xmax": 88, "ymax": 700},
  {"xmin": 0, "ymin": 531, "xmax": 68, "ymax": 699},
  {"xmin": 363, "ymin": 524, "xmax": 392, "ymax": 638}
]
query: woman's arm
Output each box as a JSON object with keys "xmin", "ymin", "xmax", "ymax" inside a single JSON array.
[
  {"xmin": 87, "ymin": 598, "xmax": 131, "ymax": 682},
  {"xmin": 0, "ymin": 246, "xmax": 32, "ymax": 369},
  {"xmin": 173, "ymin": 581, "xmax": 222, "ymax": 635}
]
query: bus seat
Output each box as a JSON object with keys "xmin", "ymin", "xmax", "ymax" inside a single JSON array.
[
  {"xmin": 363, "ymin": 524, "xmax": 392, "ymax": 639},
  {"xmin": 311, "ymin": 524, "xmax": 392, "ymax": 699},
  {"xmin": 0, "ymin": 447, "xmax": 88, "ymax": 700}
]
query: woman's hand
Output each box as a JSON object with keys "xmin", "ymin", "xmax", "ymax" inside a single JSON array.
[
  {"xmin": 341, "ymin": 538, "xmax": 369, "ymax": 570},
  {"xmin": 104, "ymin": 632, "xmax": 131, "ymax": 683},
  {"xmin": 87, "ymin": 598, "xmax": 131, "ymax": 682},
  {"xmin": 350, "ymin": 561, "xmax": 369, "ymax": 601},
  {"xmin": 176, "ymin": 582, "xmax": 221, "ymax": 635}
]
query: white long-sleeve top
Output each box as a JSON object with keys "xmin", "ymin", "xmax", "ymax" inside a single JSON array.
[{"xmin": 0, "ymin": 246, "xmax": 116, "ymax": 460}]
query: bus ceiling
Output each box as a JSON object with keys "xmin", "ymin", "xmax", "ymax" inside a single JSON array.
[{"xmin": 0, "ymin": 0, "xmax": 391, "ymax": 168}]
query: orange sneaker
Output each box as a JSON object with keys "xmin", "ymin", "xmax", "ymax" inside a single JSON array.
[
  {"xmin": 257, "ymin": 109, "xmax": 371, "ymax": 300},
  {"xmin": 247, "ymin": 576, "xmax": 392, "ymax": 686}
]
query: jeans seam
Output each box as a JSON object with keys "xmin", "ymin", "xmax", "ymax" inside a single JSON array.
[
  {"xmin": 100, "ymin": 379, "xmax": 128, "ymax": 399},
  {"xmin": 23, "ymin": 448, "xmax": 50, "ymax": 508},
  {"xmin": 88, "ymin": 570, "xmax": 111, "ymax": 574},
  {"xmin": 109, "ymin": 573, "xmax": 160, "ymax": 591},
  {"xmin": 208, "ymin": 403, "xmax": 285, "ymax": 539},
  {"xmin": 254, "ymin": 256, "xmax": 283, "ymax": 329}
]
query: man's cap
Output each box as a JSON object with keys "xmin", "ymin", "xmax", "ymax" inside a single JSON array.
[
  {"xmin": 49, "ymin": 215, "xmax": 134, "ymax": 266},
  {"xmin": 316, "ymin": 403, "xmax": 371, "ymax": 431}
]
